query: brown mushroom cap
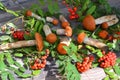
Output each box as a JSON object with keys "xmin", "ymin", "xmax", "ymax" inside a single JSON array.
[
  {"xmin": 101, "ymin": 22, "xmax": 108, "ymax": 29},
  {"xmin": 65, "ymin": 26, "xmax": 72, "ymax": 37},
  {"xmin": 46, "ymin": 33, "xmax": 57, "ymax": 44},
  {"xmin": 57, "ymin": 43, "xmax": 67, "ymax": 55},
  {"xmin": 52, "ymin": 19, "xmax": 59, "ymax": 25},
  {"xmin": 77, "ymin": 32, "xmax": 86, "ymax": 44},
  {"xmin": 98, "ymin": 30, "xmax": 108, "ymax": 39},
  {"xmin": 35, "ymin": 32, "xmax": 44, "ymax": 52},
  {"xmin": 82, "ymin": 15, "xmax": 96, "ymax": 31},
  {"xmin": 26, "ymin": 10, "xmax": 32, "ymax": 16},
  {"xmin": 62, "ymin": 22, "xmax": 70, "ymax": 28}
]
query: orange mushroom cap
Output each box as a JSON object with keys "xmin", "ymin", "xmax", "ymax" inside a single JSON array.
[
  {"xmin": 77, "ymin": 32, "xmax": 86, "ymax": 44},
  {"xmin": 52, "ymin": 19, "xmax": 59, "ymax": 25},
  {"xmin": 35, "ymin": 32, "xmax": 44, "ymax": 52},
  {"xmin": 98, "ymin": 30, "xmax": 108, "ymax": 39},
  {"xmin": 46, "ymin": 33, "xmax": 57, "ymax": 44},
  {"xmin": 82, "ymin": 15, "xmax": 96, "ymax": 31},
  {"xmin": 26, "ymin": 10, "xmax": 32, "ymax": 16},
  {"xmin": 101, "ymin": 22, "xmax": 108, "ymax": 29},
  {"xmin": 65, "ymin": 26, "xmax": 72, "ymax": 37},
  {"xmin": 57, "ymin": 43, "xmax": 67, "ymax": 55},
  {"xmin": 62, "ymin": 22, "xmax": 70, "ymax": 28}
]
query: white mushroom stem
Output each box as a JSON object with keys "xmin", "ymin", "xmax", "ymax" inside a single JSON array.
[
  {"xmin": 95, "ymin": 15, "xmax": 117, "ymax": 24},
  {"xmin": 59, "ymin": 15, "xmax": 69, "ymax": 22},
  {"xmin": 0, "ymin": 40, "xmax": 36, "ymax": 50},
  {"xmin": 83, "ymin": 37, "xmax": 107, "ymax": 49},
  {"xmin": 105, "ymin": 17, "xmax": 119, "ymax": 26},
  {"xmin": 31, "ymin": 12, "xmax": 42, "ymax": 20},
  {"xmin": 60, "ymin": 37, "xmax": 71, "ymax": 46},
  {"xmin": 46, "ymin": 17, "xmax": 54, "ymax": 22},
  {"xmin": 56, "ymin": 29, "xmax": 66, "ymax": 35},
  {"xmin": 43, "ymin": 25, "xmax": 52, "ymax": 36}
]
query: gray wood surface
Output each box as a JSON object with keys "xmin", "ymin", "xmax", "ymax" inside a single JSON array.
[{"xmin": 0, "ymin": 0, "xmax": 120, "ymax": 80}]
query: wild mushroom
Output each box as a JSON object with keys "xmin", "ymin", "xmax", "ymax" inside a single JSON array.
[
  {"xmin": 25, "ymin": 10, "xmax": 45, "ymax": 22},
  {"xmin": 57, "ymin": 37, "xmax": 71, "ymax": 54},
  {"xmin": 77, "ymin": 32, "xmax": 107, "ymax": 49},
  {"xmin": 0, "ymin": 32, "xmax": 43, "ymax": 51},
  {"xmin": 59, "ymin": 15, "xmax": 70, "ymax": 28},
  {"xmin": 82, "ymin": 15, "xmax": 118, "ymax": 31},
  {"xmin": 101, "ymin": 17, "xmax": 119, "ymax": 29},
  {"xmin": 43, "ymin": 24, "xmax": 57, "ymax": 44},
  {"xmin": 56, "ymin": 26, "xmax": 72, "ymax": 37},
  {"xmin": 46, "ymin": 17, "xmax": 59, "ymax": 25},
  {"xmin": 98, "ymin": 30, "xmax": 109, "ymax": 39}
]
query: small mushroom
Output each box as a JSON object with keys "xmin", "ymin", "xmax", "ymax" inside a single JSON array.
[
  {"xmin": 57, "ymin": 37, "xmax": 71, "ymax": 54},
  {"xmin": 82, "ymin": 15, "xmax": 118, "ymax": 31},
  {"xmin": 56, "ymin": 26, "xmax": 72, "ymax": 37},
  {"xmin": 25, "ymin": 10, "xmax": 45, "ymax": 22},
  {"xmin": 59, "ymin": 15, "xmax": 70, "ymax": 28},
  {"xmin": 101, "ymin": 18, "xmax": 119, "ymax": 29},
  {"xmin": 98, "ymin": 30, "xmax": 109, "ymax": 39},
  {"xmin": 46, "ymin": 17, "xmax": 59, "ymax": 25},
  {"xmin": 0, "ymin": 32, "xmax": 43, "ymax": 51},
  {"xmin": 77, "ymin": 32, "xmax": 107, "ymax": 49},
  {"xmin": 43, "ymin": 24, "xmax": 57, "ymax": 44}
]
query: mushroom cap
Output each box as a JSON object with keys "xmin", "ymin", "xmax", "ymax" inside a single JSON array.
[
  {"xmin": 77, "ymin": 32, "xmax": 86, "ymax": 44},
  {"xmin": 101, "ymin": 22, "xmax": 108, "ymax": 29},
  {"xmin": 35, "ymin": 32, "xmax": 44, "ymax": 52},
  {"xmin": 82, "ymin": 15, "xmax": 96, "ymax": 31},
  {"xmin": 62, "ymin": 22, "xmax": 70, "ymax": 28},
  {"xmin": 98, "ymin": 30, "xmax": 108, "ymax": 39},
  {"xmin": 52, "ymin": 19, "xmax": 59, "ymax": 25},
  {"xmin": 46, "ymin": 33, "xmax": 57, "ymax": 44},
  {"xmin": 65, "ymin": 26, "xmax": 72, "ymax": 37},
  {"xmin": 57, "ymin": 43, "xmax": 67, "ymax": 55},
  {"xmin": 26, "ymin": 10, "xmax": 32, "ymax": 16}
]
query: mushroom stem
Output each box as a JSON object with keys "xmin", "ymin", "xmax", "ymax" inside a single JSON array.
[
  {"xmin": 59, "ymin": 15, "xmax": 68, "ymax": 22},
  {"xmin": 43, "ymin": 25, "xmax": 52, "ymax": 36},
  {"xmin": 46, "ymin": 17, "xmax": 58, "ymax": 25},
  {"xmin": 59, "ymin": 15, "xmax": 70, "ymax": 28},
  {"xmin": 31, "ymin": 12, "xmax": 42, "ymax": 20},
  {"xmin": 95, "ymin": 15, "xmax": 117, "ymax": 24},
  {"xmin": 105, "ymin": 17, "xmax": 119, "ymax": 26},
  {"xmin": 0, "ymin": 33, "xmax": 43, "ymax": 51},
  {"xmin": 0, "ymin": 40, "xmax": 36, "ymax": 50},
  {"xmin": 83, "ymin": 37, "xmax": 107, "ymax": 49},
  {"xmin": 60, "ymin": 37, "xmax": 71, "ymax": 46},
  {"xmin": 56, "ymin": 29, "xmax": 66, "ymax": 35},
  {"xmin": 57, "ymin": 37, "xmax": 71, "ymax": 54},
  {"xmin": 77, "ymin": 32, "xmax": 107, "ymax": 49}
]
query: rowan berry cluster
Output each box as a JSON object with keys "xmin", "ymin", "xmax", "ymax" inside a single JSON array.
[
  {"xmin": 12, "ymin": 31, "xmax": 25, "ymax": 40},
  {"xmin": 30, "ymin": 49, "xmax": 50, "ymax": 70},
  {"xmin": 98, "ymin": 51, "xmax": 116, "ymax": 68},
  {"xmin": 76, "ymin": 55, "xmax": 94, "ymax": 73},
  {"xmin": 68, "ymin": 7, "xmax": 79, "ymax": 20}
]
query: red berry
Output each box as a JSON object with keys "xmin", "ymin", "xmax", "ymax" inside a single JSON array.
[{"xmin": 73, "ymin": 7, "xmax": 77, "ymax": 12}]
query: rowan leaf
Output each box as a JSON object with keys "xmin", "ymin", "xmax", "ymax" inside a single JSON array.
[
  {"xmin": 14, "ymin": 53, "xmax": 23, "ymax": 57},
  {"xmin": 8, "ymin": 72, "xmax": 15, "ymax": 80},
  {"xmin": 5, "ymin": 53, "xmax": 14, "ymax": 65},
  {"xmin": 1, "ymin": 71, "xmax": 8, "ymax": 80},
  {"xmin": 32, "ymin": 70, "xmax": 41, "ymax": 76},
  {"xmin": 113, "ymin": 65, "xmax": 120, "ymax": 75}
]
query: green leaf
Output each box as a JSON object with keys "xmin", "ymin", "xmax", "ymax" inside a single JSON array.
[
  {"xmin": 1, "ymin": 71, "xmax": 8, "ymax": 80},
  {"xmin": 86, "ymin": 5, "xmax": 96, "ymax": 15},
  {"xmin": 14, "ymin": 53, "xmax": 23, "ymax": 57},
  {"xmin": 5, "ymin": 53, "xmax": 14, "ymax": 65},
  {"xmin": 32, "ymin": 70, "xmax": 41, "ymax": 76},
  {"xmin": 8, "ymin": 72, "xmax": 15, "ymax": 80},
  {"xmin": 0, "ymin": 35, "xmax": 11, "ymax": 41},
  {"xmin": 0, "ymin": 54, "xmax": 6, "ymax": 71},
  {"xmin": 113, "ymin": 65, "xmax": 120, "ymax": 75},
  {"xmin": 19, "ymin": 67, "xmax": 26, "ymax": 73},
  {"xmin": 116, "ymin": 58, "xmax": 120, "ymax": 63},
  {"xmin": 104, "ymin": 75, "xmax": 110, "ymax": 80},
  {"xmin": 37, "ymin": 9, "xmax": 44, "ymax": 17},
  {"xmin": 14, "ymin": 62, "xmax": 22, "ymax": 67},
  {"xmin": 34, "ymin": 21, "xmax": 40, "ymax": 32}
]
